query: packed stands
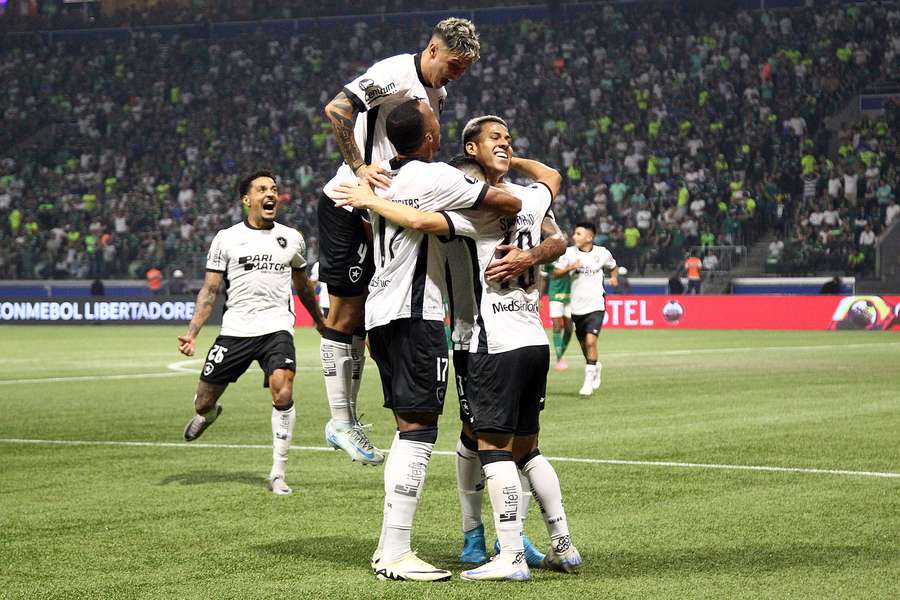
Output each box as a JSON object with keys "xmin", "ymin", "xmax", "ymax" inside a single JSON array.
[{"xmin": 1, "ymin": 1, "xmax": 897, "ymax": 280}]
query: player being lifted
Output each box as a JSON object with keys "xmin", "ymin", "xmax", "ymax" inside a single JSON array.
[
  {"xmin": 178, "ymin": 171, "xmax": 325, "ymax": 495},
  {"xmin": 338, "ymin": 115, "xmax": 583, "ymax": 580},
  {"xmin": 333, "ymin": 100, "xmax": 521, "ymax": 581},
  {"xmin": 554, "ymin": 223, "xmax": 618, "ymax": 396},
  {"xmin": 317, "ymin": 18, "xmax": 480, "ymax": 465}
]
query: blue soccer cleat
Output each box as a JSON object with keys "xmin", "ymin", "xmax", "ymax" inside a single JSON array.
[{"xmin": 459, "ymin": 524, "xmax": 488, "ymax": 564}]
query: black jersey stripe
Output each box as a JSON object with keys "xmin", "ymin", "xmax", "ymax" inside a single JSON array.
[
  {"xmin": 462, "ymin": 237, "xmax": 488, "ymax": 353},
  {"xmin": 364, "ymin": 105, "xmax": 380, "ymax": 165},
  {"xmin": 410, "ymin": 235, "xmax": 429, "ymax": 319},
  {"xmin": 445, "ymin": 260, "xmax": 455, "ymax": 335}
]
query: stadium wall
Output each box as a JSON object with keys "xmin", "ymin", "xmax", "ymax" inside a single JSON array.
[{"xmin": 3, "ymin": 293, "xmax": 897, "ymax": 331}]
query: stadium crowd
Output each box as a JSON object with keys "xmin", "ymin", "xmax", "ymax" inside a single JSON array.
[{"xmin": 1, "ymin": 1, "xmax": 897, "ymax": 280}]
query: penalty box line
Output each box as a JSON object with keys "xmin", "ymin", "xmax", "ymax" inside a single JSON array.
[{"xmin": 0, "ymin": 437, "xmax": 897, "ymax": 480}]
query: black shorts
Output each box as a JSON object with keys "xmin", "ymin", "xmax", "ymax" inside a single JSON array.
[
  {"xmin": 317, "ymin": 193, "xmax": 374, "ymax": 297},
  {"xmin": 573, "ymin": 310, "xmax": 605, "ymax": 339},
  {"xmin": 467, "ymin": 345, "xmax": 549, "ymax": 435},
  {"xmin": 452, "ymin": 349, "xmax": 473, "ymax": 425},
  {"xmin": 368, "ymin": 318, "xmax": 448, "ymax": 415},
  {"xmin": 199, "ymin": 331, "xmax": 296, "ymax": 388}
]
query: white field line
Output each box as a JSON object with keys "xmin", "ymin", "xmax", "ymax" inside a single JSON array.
[
  {"xmin": 0, "ymin": 437, "xmax": 897, "ymax": 480},
  {"xmin": 1, "ymin": 341, "xmax": 897, "ymax": 386}
]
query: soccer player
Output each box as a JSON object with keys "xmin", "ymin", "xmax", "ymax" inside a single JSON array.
[
  {"xmin": 334, "ymin": 100, "xmax": 521, "ymax": 581},
  {"xmin": 178, "ymin": 171, "xmax": 325, "ymax": 496},
  {"xmin": 554, "ymin": 223, "xmax": 618, "ymax": 396},
  {"xmin": 317, "ymin": 18, "xmax": 480, "ymax": 465},
  {"xmin": 543, "ymin": 259, "xmax": 574, "ymax": 370},
  {"xmin": 338, "ymin": 115, "xmax": 583, "ymax": 580},
  {"xmin": 308, "ymin": 261, "xmax": 330, "ymax": 319}
]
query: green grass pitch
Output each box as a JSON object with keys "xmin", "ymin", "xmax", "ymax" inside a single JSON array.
[{"xmin": 1, "ymin": 326, "xmax": 898, "ymax": 599}]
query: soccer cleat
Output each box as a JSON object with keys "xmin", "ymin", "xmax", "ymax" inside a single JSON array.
[
  {"xmin": 268, "ymin": 475, "xmax": 292, "ymax": 496},
  {"xmin": 578, "ymin": 381, "xmax": 593, "ymax": 396},
  {"xmin": 461, "ymin": 553, "xmax": 530, "ymax": 582},
  {"xmin": 459, "ymin": 524, "xmax": 488, "ymax": 564},
  {"xmin": 592, "ymin": 363, "xmax": 602, "ymax": 389},
  {"xmin": 325, "ymin": 419, "xmax": 385, "ymax": 465},
  {"xmin": 374, "ymin": 551, "xmax": 451, "ymax": 582},
  {"xmin": 542, "ymin": 536, "xmax": 582, "ymax": 573},
  {"xmin": 183, "ymin": 405, "xmax": 222, "ymax": 441},
  {"xmin": 555, "ymin": 358, "xmax": 569, "ymax": 371},
  {"xmin": 371, "ymin": 549, "xmax": 381, "ymax": 570},
  {"xmin": 493, "ymin": 535, "xmax": 546, "ymax": 568}
]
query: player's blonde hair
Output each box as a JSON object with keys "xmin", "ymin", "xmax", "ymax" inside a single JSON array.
[{"xmin": 432, "ymin": 17, "xmax": 481, "ymax": 62}]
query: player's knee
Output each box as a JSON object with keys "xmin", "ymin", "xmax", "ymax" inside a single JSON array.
[
  {"xmin": 399, "ymin": 425, "xmax": 438, "ymax": 444},
  {"xmin": 515, "ymin": 447, "xmax": 541, "ymax": 470}
]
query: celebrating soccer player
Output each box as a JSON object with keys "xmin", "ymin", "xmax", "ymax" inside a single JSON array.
[
  {"xmin": 316, "ymin": 18, "xmax": 480, "ymax": 465},
  {"xmin": 337, "ymin": 114, "xmax": 584, "ymax": 580},
  {"xmin": 554, "ymin": 223, "xmax": 619, "ymax": 396},
  {"xmin": 177, "ymin": 171, "xmax": 325, "ymax": 496}
]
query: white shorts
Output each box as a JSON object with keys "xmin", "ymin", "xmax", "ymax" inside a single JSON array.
[{"xmin": 549, "ymin": 301, "xmax": 572, "ymax": 319}]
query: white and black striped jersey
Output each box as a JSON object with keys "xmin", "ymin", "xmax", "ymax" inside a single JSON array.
[
  {"xmin": 444, "ymin": 238, "xmax": 476, "ymax": 351},
  {"xmin": 557, "ymin": 245, "xmax": 617, "ymax": 315},
  {"xmin": 206, "ymin": 220, "xmax": 307, "ymax": 338},
  {"xmin": 323, "ymin": 53, "xmax": 446, "ymax": 203},
  {"xmin": 443, "ymin": 182, "xmax": 554, "ymax": 354},
  {"xmin": 365, "ymin": 157, "xmax": 488, "ymax": 330}
]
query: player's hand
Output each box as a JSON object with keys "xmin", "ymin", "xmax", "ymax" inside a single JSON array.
[
  {"xmin": 333, "ymin": 182, "xmax": 377, "ymax": 208},
  {"xmin": 177, "ymin": 334, "xmax": 196, "ymax": 357},
  {"xmin": 571, "ymin": 260, "xmax": 583, "ymax": 271},
  {"xmin": 355, "ymin": 163, "xmax": 392, "ymax": 189},
  {"xmin": 486, "ymin": 245, "xmax": 536, "ymax": 283}
]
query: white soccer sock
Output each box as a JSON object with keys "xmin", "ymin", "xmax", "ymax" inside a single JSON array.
[
  {"xmin": 376, "ymin": 431, "xmax": 400, "ymax": 554},
  {"xmin": 381, "ymin": 436, "xmax": 433, "ymax": 563},
  {"xmin": 349, "ymin": 334, "xmax": 367, "ymax": 423},
  {"xmin": 269, "ymin": 403, "xmax": 295, "ymax": 479},
  {"xmin": 320, "ymin": 333, "xmax": 353, "ymax": 428},
  {"xmin": 482, "ymin": 459, "xmax": 524, "ymax": 559},
  {"xmin": 522, "ymin": 453, "xmax": 570, "ymax": 544},
  {"xmin": 518, "ymin": 470, "xmax": 532, "ymax": 526},
  {"xmin": 455, "ymin": 438, "xmax": 484, "ymax": 533},
  {"xmin": 584, "ymin": 364, "xmax": 597, "ymax": 384}
]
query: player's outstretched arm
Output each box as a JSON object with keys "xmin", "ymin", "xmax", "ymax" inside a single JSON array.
[
  {"xmin": 293, "ymin": 269, "xmax": 326, "ymax": 334},
  {"xmin": 509, "ymin": 156, "xmax": 563, "ymax": 198},
  {"xmin": 485, "ymin": 215, "xmax": 565, "ymax": 283},
  {"xmin": 608, "ymin": 266, "xmax": 619, "ymax": 288},
  {"xmin": 178, "ymin": 270, "xmax": 223, "ymax": 356},
  {"xmin": 324, "ymin": 91, "xmax": 392, "ymax": 189},
  {"xmin": 332, "ymin": 183, "xmax": 449, "ymax": 233}
]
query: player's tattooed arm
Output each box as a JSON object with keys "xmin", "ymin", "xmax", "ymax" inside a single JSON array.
[
  {"xmin": 324, "ymin": 91, "xmax": 393, "ymax": 188},
  {"xmin": 485, "ymin": 215, "xmax": 565, "ymax": 283},
  {"xmin": 325, "ymin": 91, "xmax": 365, "ymax": 174},
  {"xmin": 178, "ymin": 271, "xmax": 223, "ymax": 356},
  {"xmin": 292, "ymin": 270, "xmax": 326, "ymax": 334}
]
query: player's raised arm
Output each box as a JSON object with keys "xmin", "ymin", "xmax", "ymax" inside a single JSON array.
[
  {"xmin": 324, "ymin": 91, "xmax": 392, "ymax": 189},
  {"xmin": 509, "ymin": 156, "xmax": 563, "ymax": 198},
  {"xmin": 479, "ymin": 185, "xmax": 521, "ymax": 216},
  {"xmin": 178, "ymin": 270, "xmax": 223, "ymax": 356},
  {"xmin": 292, "ymin": 269, "xmax": 326, "ymax": 334}
]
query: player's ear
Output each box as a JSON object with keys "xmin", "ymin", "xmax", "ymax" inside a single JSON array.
[
  {"xmin": 464, "ymin": 141, "xmax": 478, "ymax": 157},
  {"xmin": 241, "ymin": 195, "xmax": 251, "ymax": 209}
]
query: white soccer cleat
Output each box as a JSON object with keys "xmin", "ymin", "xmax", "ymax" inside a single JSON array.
[
  {"xmin": 373, "ymin": 551, "xmax": 451, "ymax": 582},
  {"xmin": 592, "ymin": 363, "xmax": 602, "ymax": 389},
  {"xmin": 183, "ymin": 405, "xmax": 222, "ymax": 441},
  {"xmin": 461, "ymin": 554, "xmax": 530, "ymax": 582},
  {"xmin": 578, "ymin": 381, "xmax": 593, "ymax": 396},
  {"xmin": 268, "ymin": 475, "xmax": 292, "ymax": 496},
  {"xmin": 325, "ymin": 420, "xmax": 385, "ymax": 465},
  {"xmin": 542, "ymin": 536, "xmax": 582, "ymax": 573}
]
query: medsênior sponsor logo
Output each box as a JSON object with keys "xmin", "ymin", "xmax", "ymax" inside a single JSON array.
[{"xmin": 491, "ymin": 299, "xmax": 541, "ymax": 313}]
